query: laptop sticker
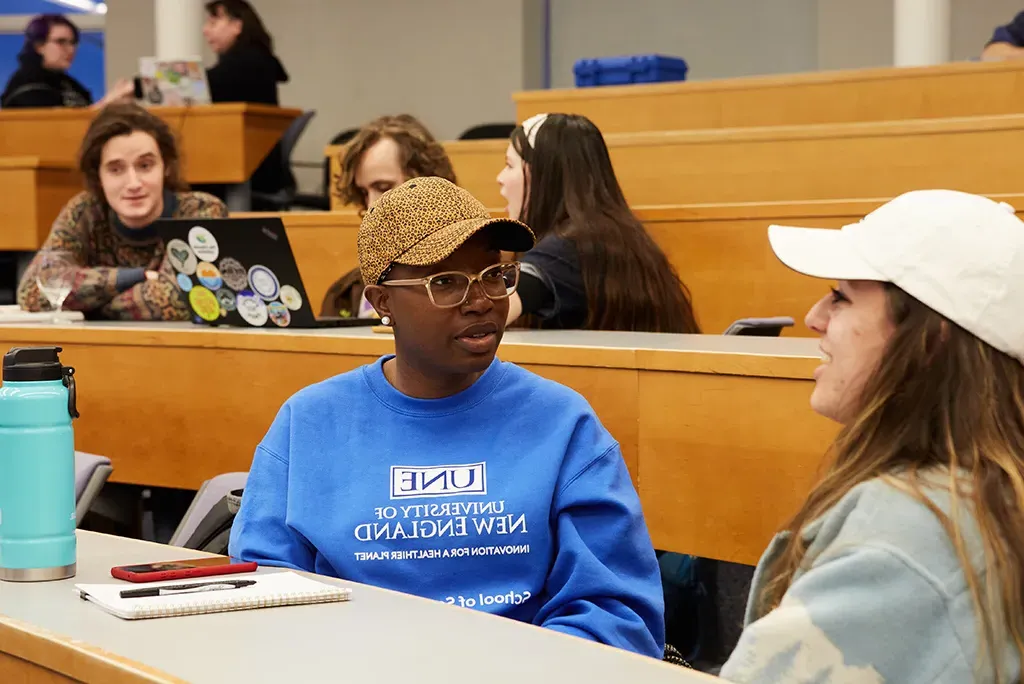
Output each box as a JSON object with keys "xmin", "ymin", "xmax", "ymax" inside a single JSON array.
[
  {"xmin": 268, "ymin": 301, "xmax": 291, "ymax": 327},
  {"xmin": 248, "ymin": 265, "xmax": 280, "ymax": 302},
  {"xmin": 189, "ymin": 286, "xmax": 220, "ymax": 322},
  {"xmin": 358, "ymin": 291, "xmax": 377, "ymax": 318},
  {"xmin": 166, "ymin": 239, "xmax": 197, "ymax": 275},
  {"xmin": 279, "ymin": 285, "xmax": 303, "ymax": 311},
  {"xmin": 196, "ymin": 262, "xmax": 223, "ymax": 290},
  {"xmin": 218, "ymin": 257, "xmax": 248, "ymax": 291},
  {"xmin": 216, "ymin": 288, "xmax": 237, "ymax": 312},
  {"xmin": 188, "ymin": 226, "xmax": 219, "ymax": 262},
  {"xmin": 236, "ymin": 290, "xmax": 269, "ymax": 326},
  {"xmin": 176, "ymin": 273, "xmax": 193, "ymax": 292}
]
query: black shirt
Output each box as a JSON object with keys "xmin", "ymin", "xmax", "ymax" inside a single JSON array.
[
  {"xmin": 1, "ymin": 55, "xmax": 92, "ymax": 108},
  {"xmin": 518, "ymin": 234, "xmax": 587, "ymax": 329},
  {"xmin": 206, "ymin": 44, "xmax": 291, "ymax": 196}
]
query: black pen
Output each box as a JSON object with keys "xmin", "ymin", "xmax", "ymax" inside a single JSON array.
[{"xmin": 120, "ymin": 579, "xmax": 257, "ymax": 599}]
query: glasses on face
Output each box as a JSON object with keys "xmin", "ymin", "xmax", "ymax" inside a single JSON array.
[
  {"xmin": 381, "ymin": 262, "xmax": 521, "ymax": 308},
  {"xmin": 49, "ymin": 38, "xmax": 78, "ymax": 48}
]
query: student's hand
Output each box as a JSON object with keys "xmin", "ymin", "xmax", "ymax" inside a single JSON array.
[
  {"xmin": 145, "ymin": 270, "xmax": 161, "ymax": 282},
  {"xmin": 93, "ymin": 79, "xmax": 135, "ymax": 109}
]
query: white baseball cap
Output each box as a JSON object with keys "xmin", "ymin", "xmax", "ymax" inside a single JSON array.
[{"xmin": 768, "ymin": 189, "xmax": 1024, "ymax": 364}]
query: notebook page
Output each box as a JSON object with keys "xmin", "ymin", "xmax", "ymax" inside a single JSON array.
[{"xmin": 75, "ymin": 571, "xmax": 351, "ymax": 620}]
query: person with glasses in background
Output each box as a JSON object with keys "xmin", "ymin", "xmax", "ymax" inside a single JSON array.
[
  {"xmin": 1, "ymin": 14, "xmax": 132, "ymax": 109},
  {"xmin": 230, "ymin": 177, "xmax": 666, "ymax": 659},
  {"xmin": 319, "ymin": 114, "xmax": 458, "ymax": 319}
]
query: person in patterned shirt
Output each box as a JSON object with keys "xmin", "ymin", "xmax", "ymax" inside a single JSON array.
[{"xmin": 17, "ymin": 103, "xmax": 227, "ymax": 320}]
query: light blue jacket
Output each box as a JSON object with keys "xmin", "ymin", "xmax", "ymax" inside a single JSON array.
[{"xmin": 720, "ymin": 476, "xmax": 1021, "ymax": 683}]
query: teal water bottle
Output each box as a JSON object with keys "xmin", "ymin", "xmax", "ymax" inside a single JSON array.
[{"xmin": 0, "ymin": 347, "xmax": 79, "ymax": 582}]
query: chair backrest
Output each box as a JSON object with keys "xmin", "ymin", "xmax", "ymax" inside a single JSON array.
[
  {"xmin": 458, "ymin": 123, "xmax": 516, "ymax": 140},
  {"xmin": 279, "ymin": 110, "xmax": 316, "ymax": 164},
  {"xmin": 73, "ymin": 451, "xmax": 112, "ymax": 528},
  {"xmin": 722, "ymin": 316, "xmax": 795, "ymax": 336},
  {"xmin": 169, "ymin": 472, "xmax": 248, "ymax": 549}
]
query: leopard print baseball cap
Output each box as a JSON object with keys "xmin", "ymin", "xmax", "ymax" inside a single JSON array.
[{"xmin": 357, "ymin": 176, "xmax": 536, "ymax": 285}]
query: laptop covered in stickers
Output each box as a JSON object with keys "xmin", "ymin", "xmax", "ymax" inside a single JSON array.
[{"xmin": 153, "ymin": 216, "xmax": 376, "ymax": 329}]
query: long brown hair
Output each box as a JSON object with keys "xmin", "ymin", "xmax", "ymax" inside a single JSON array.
[
  {"xmin": 78, "ymin": 103, "xmax": 187, "ymax": 205},
  {"xmin": 761, "ymin": 285, "xmax": 1024, "ymax": 680},
  {"xmin": 511, "ymin": 114, "xmax": 699, "ymax": 333},
  {"xmin": 336, "ymin": 114, "xmax": 456, "ymax": 211}
]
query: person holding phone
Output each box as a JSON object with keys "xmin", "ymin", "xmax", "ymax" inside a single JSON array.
[
  {"xmin": 320, "ymin": 114, "xmax": 457, "ymax": 318},
  {"xmin": 1, "ymin": 14, "xmax": 132, "ymax": 109},
  {"xmin": 230, "ymin": 177, "xmax": 666, "ymax": 659},
  {"xmin": 200, "ymin": 0, "xmax": 290, "ymax": 205}
]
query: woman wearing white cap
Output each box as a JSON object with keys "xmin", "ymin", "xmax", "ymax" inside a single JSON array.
[{"xmin": 720, "ymin": 189, "xmax": 1023, "ymax": 682}]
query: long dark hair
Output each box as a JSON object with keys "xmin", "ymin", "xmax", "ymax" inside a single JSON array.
[
  {"xmin": 511, "ymin": 114, "xmax": 700, "ymax": 333},
  {"xmin": 205, "ymin": 0, "xmax": 274, "ymax": 53},
  {"xmin": 19, "ymin": 14, "xmax": 79, "ymax": 67}
]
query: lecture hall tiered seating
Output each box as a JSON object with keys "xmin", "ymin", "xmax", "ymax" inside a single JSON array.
[{"xmin": 2, "ymin": 3, "xmax": 1022, "ymax": 681}]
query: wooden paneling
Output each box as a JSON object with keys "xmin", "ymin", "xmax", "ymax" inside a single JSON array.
[
  {"xmin": 0, "ymin": 158, "xmax": 80, "ymax": 250},
  {"xmin": 327, "ymin": 140, "xmax": 506, "ymax": 211},
  {"xmin": 638, "ymin": 370, "xmax": 834, "ymax": 563},
  {"xmin": 330, "ymin": 115, "xmax": 1024, "ymax": 209},
  {"xmin": 515, "ymin": 59, "xmax": 1024, "ymax": 133},
  {"xmin": 0, "ymin": 104, "xmax": 300, "ymax": 184},
  {"xmin": 598, "ymin": 116, "xmax": 1024, "ymax": 205},
  {"xmin": 263, "ymin": 194, "xmax": 1024, "ymax": 335},
  {"xmin": 0, "ymin": 324, "xmax": 833, "ymax": 564}
]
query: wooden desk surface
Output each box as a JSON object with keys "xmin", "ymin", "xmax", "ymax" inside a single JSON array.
[
  {"xmin": 0, "ymin": 323, "xmax": 837, "ymax": 564},
  {"xmin": 515, "ymin": 59, "xmax": 1024, "ymax": 133},
  {"xmin": 0, "ymin": 157, "xmax": 79, "ymax": 251},
  {"xmin": 0, "ymin": 104, "xmax": 300, "ymax": 184},
  {"xmin": 0, "ymin": 531, "xmax": 717, "ymax": 683},
  {"xmin": 329, "ymin": 113, "xmax": 1024, "ymax": 209},
  {"xmin": 260, "ymin": 193, "xmax": 1024, "ymax": 335}
]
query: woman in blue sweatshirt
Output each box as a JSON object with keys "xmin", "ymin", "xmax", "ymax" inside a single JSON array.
[{"xmin": 229, "ymin": 176, "xmax": 666, "ymax": 658}]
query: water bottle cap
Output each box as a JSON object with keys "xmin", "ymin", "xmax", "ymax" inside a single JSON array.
[{"xmin": 3, "ymin": 347, "xmax": 64, "ymax": 382}]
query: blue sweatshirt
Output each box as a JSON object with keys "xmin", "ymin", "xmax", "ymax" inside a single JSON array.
[{"xmin": 229, "ymin": 355, "xmax": 665, "ymax": 658}]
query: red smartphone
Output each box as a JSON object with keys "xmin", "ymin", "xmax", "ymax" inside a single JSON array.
[{"xmin": 111, "ymin": 556, "xmax": 258, "ymax": 583}]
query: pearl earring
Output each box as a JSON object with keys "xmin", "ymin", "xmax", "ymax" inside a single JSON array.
[{"xmin": 381, "ymin": 315, "xmax": 392, "ymax": 326}]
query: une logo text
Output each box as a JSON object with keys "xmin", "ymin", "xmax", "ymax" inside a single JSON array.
[{"xmin": 390, "ymin": 463, "xmax": 487, "ymax": 499}]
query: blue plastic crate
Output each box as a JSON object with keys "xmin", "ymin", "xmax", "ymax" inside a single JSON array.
[{"xmin": 573, "ymin": 54, "xmax": 689, "ymax": 88}]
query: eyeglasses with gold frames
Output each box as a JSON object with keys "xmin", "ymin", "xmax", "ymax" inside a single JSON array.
[{"xmin": 380, "ymin": 262, "xmax": 521, "ymax": 308}]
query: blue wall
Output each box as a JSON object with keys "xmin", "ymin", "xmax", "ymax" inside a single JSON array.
[
  {"xmin": 1, "ymin": 1, "xmax": 88, "ymax": 15},
  {"xmin": 1, "ymin": 2, "xmax": 105, "ymax": 102}
]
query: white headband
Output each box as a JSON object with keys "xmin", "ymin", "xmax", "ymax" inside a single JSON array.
[{"xmin": 522, "ymin": 113, "xmax": 549, "ymax": 149}]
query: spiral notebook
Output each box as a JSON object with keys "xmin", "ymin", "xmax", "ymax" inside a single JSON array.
[{"xmin": 75, "ymin": 571, "xmax": 351, "ymax": 620}]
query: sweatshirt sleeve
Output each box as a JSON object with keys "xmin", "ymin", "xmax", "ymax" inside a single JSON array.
[
  {"xmin": 229, "ymin": 404, "xmax": 317, "ymax": 572},
  {"xmin": 17, "ymin": 197, "xmax": 131, "ymax": 313},
  {"xmin": 97, "ymin": 252, "xmax": 189, "ymax": 321},
  {"xmin": 534, "ymin": 441, "xmax": 666, "ymax": 658},
  {"xmin": 720, "ymin": 545, "xmax": 964, "ymax": 683},
  {"xmin": 96, "ymin": 194, "xmax": 229, "ymax": 321}
]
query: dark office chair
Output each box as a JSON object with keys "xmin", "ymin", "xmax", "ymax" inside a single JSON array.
[
  {"xmin": 458, "ymin": 123, "xmax": 516, "ymax": 140},
  {"xmin": 250, "ymin": 110, "xmax": 316, "ymax": 212},
  {"xmin": 293, "ymin": 127, "xmax": 360, "ymax": 211}
]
